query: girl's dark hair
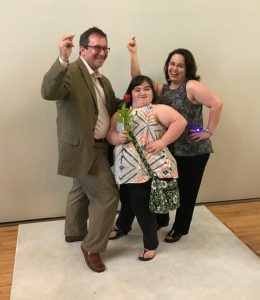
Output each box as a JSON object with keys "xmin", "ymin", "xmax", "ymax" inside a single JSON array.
[
  {"xmin": 163, "ymin": 48, "xmax": 200, "ymax": 82},
  {"xmin": 125, "ymin": 75, "xmax": 157, "ymax": 108},
  {"xmin": 79, "ymin": 26, "xmax": 107, "ymax": 47}
]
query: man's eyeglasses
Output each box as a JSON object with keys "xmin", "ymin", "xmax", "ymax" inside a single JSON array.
[{"xmin": 86, "ymin": 45, "xmax": 110, "ymax": 53}]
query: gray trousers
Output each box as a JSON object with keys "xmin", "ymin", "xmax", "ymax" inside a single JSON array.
[{"xmin": 64, "ymin": 143, "xmax": 119, "ymax": 252}]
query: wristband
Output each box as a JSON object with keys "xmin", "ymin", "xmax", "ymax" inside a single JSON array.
[{"xmin": 204, "ymin": 128, "xmax": 213, "ymax": 136}]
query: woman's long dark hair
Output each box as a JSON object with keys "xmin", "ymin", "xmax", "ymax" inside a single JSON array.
[{"xmin": 164, "ymin": 48, "xmax": 200, "ymax": 83}]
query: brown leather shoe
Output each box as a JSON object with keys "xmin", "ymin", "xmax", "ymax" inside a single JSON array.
[
  {"xmin": 65, "ymin": 235, "xmax": 85, "ymax": 243},
  {"xmin": 81, "ymin": 246, "xmax": 106, "ymax": 273}
]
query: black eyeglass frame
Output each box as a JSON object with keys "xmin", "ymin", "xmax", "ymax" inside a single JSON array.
[{"xmin": 85, "ymin": 45, "xmax": 111, "ymax": 53}]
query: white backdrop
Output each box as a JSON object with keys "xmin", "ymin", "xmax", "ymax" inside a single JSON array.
[{"xmin": 1, "ymin": 0, "xmax": 260, "ymax": 222}]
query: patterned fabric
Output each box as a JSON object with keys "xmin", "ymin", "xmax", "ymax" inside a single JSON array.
[
  {"xmin": 150, "ymin": 178, "xmax": 180, "ymax": 213},
  {"xmin": 130, "ymin": 131, "xmax": 180, "ymax": 214},
  {"xmin": 114, "ymin": 104, "xmax": 178, "ymax": 185},
  {"xmin": 157, "ymin": 81, "xmax": 213, "ymax": 156}
]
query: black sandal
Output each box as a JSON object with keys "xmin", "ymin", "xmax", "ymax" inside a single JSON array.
[
  {"xmin": 164, "ymin": 228, "xmax": 183, "ymax": 243},
  {"xmin": 109, "ymin": 227, "xmax": 126, "ymax": 240},
  {"xmin": 138, "ymin": 249, "xmax": 156, "ymax": 261}
]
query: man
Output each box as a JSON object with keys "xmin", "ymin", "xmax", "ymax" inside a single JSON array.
[{"xmin": 41, "ymin": 27, "xmax": 119, "ymax": 273}]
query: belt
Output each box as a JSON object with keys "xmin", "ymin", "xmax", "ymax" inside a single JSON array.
[{"xmin": 94, "ymin": 138, "xmax": 106, "ymax": 143}]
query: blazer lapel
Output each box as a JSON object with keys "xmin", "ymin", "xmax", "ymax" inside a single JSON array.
[
  {"xmin": 76, "ymin": 58, "xmax": 98, "ymax": 107},
  {"xmin": 99, "ymin": 77, "xmax": 113, "ymax": 116}
]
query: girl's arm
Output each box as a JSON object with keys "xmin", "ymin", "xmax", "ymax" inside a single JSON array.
[
  {"xmin": 106, "ymin": 113, "xmax": 128, "ymax": 145},
  {"xmin": 144, "ymin": 105, "xmax": 187, "ymax": 154}
]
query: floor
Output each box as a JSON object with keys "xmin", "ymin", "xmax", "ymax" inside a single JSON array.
[{"xmin": 9, "ymin": 205, "xmax": 260, "ymax": 300}]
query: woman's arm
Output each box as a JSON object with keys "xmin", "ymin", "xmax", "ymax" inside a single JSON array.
[
  {"xmin": 127, "ymin": 37, "xmax": 164, "ymax": 96},
  {"xmin": 127, "ymin": 37, "xmax": 141, "ymax": 78},
  {"xmin": 186, "ymin": 80, "xmax": 223, "ymax": 141},
  {"xmin": 144, "ymin": 105, "xmax": 187, "ymax": 154},
  {"xmin": 106, "ymin": 113, "xmax": 129, "ymax": 145}
]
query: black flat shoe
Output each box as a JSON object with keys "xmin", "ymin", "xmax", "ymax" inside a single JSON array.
[
  {"xmin": 109, "ymin": 227, "xmax": 126, "ymax": 240},
  {"xmin": 164, "ymin": 228, "xmax": 183, "ymax": 243}
]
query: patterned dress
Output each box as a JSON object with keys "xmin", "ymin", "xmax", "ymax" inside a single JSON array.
[{"xmin": 114, "ymin": 104, "xmax": 178, "ymax": 185}]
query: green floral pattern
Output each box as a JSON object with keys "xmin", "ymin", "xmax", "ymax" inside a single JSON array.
[
  {"xmin": 150, "ymin": 177, "xmax": 180, "ymax": 214},
  {"xmin": 130, "ymin": 131, "xmax": 180, "ymax": 214}
]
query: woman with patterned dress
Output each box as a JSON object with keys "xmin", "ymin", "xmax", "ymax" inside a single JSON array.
[
  {"xmin": 106, "ymin": 75, "xmax": 187, "ymax": 260},
  {"xmin": 127, "ymin": 38, "xmax": 223, "ymax": 243}
]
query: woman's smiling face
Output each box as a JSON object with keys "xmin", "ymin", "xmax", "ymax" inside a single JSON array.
[
  {"xmin": 131, "ymin": 81, "xmax": 153, "ymax": 108},
  {"xmin": 167, "ymin": 54, "xmax": 186, "ymax": 85}
]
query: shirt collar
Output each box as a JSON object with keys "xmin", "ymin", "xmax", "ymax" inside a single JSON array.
[{"xmin": 80, "ymin": 57, "xmax": 102, "ymax": 79}]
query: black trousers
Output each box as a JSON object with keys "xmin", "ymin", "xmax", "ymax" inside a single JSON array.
[
  {"xmin": 171, "ymin": 154, "xmax": 210, "ymax": 234},
  {"xmin": 115, "ymin": 180, "xmax": 159, "ymax": 250}
]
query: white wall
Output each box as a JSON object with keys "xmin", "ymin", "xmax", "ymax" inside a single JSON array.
[{"xmin": 1, "ymin": 0, "xmax": 260, "ymax": 222}]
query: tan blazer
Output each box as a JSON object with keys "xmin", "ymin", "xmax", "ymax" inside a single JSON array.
[{"xmin": 41, "ymin": 58, "xmax": 118, "ymax": 178}]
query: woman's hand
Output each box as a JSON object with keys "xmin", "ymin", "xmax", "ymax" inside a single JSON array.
[
  {"xmin": 189, "ymin": 129, "xmax": 211, "ymax": 142},
  {"xmin": 127, "ymin": 36, "xmax": 137, "ymax": 54}
]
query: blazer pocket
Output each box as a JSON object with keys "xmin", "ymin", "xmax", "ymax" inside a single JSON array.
[{"xmin": 60, "ymin": 133, "xmax": 80, "ymax": 146}]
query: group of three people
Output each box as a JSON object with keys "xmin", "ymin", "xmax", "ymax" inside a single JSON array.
[{"xmin": 41, "ymin": 27, "xmax": 223, "ymax": 273}]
